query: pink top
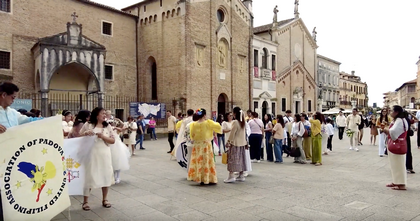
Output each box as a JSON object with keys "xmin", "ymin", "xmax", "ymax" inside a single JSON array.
[
  {"xmin": 149, "ymin": 120, "xmax": 156, "ymax": 128},
  {"xmin": 249, "ymin": 119, "xmax": 263, "ymax": 135}
]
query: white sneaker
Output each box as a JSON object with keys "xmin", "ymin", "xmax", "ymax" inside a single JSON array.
[
  {"xmin": 251, "ymin": 159, "xmax": 257, "ymax": 163},
  {"xmin": 224, "ymin": 177, "xmax": 236, "ymax": 183},
  {"xmin": 349, "ymin": 147, "xmax": 353, "ymax": 150},
  {"xmin": 243, "ymin": 172, "xmax": 249, "ymax": 177},
  {"xmin": 236, "ymin": 176, "xmax": 245, "ymax": 182},
  {"xmin": 257, "ymin": 160, "xmax": 261, "ymax": 163},
  {"xmin": 355, "ymin": 148, "xmax": 359, "ymax": 152},
  {"xmin": 115, "ymin": 178, "xmax": 120, "ymax": 184}
]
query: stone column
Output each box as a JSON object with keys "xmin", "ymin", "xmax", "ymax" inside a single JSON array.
[{"xmin": 40, "ymin": 90, "xmax": 49, "ymax": 116}]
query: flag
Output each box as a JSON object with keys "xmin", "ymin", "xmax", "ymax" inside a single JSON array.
[
  {"xmin": 0, "ymin": 116, "xmax": 71, "ymax": 221},
  {"xmin": 62, "ymin": 136, "xmax": 95, "ymax": 196}
]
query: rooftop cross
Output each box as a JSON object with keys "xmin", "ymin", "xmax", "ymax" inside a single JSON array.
[{"xmin": 71, "ymin": 12, "xmax": 78, "ymax": 23}]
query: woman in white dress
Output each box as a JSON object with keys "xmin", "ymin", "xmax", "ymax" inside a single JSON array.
[
  {"xmin": 123, "ymin": 116, "xmax": 138, "ymax": 156},
  {"xmin": 383, "ymin": 105, "xmax": 408, "ymax": 190},
  {"xmin": 62, "ymin": 110, "xmax": 73, "ymax": 138},
  {"xmin": 320, "ymin": 115, "xmax": 329, "ymax": 155},
  {"xmin": 79, "ymin": 107, "xmax": 115, "ymax": 210}
]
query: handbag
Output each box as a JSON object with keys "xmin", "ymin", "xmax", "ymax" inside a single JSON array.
[
  {"xmin": 387, "ymin": 120, "xmax": 407, "ymax": 155},
  {"xmin": 269, "ymin": 135, "xmax": 274, "ymax": 144},
  {"xmin": 289, "ymin": 147, "xmax": 301, "ymax": 157},
  {"xmin": 222, "ymin": 152, "xmax": 228, "ymax": 165}
]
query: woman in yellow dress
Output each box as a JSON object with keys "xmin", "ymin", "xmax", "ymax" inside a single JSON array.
[{"xmin": 188, "ymin": 108, "xmax": 222, "ymax": 184}]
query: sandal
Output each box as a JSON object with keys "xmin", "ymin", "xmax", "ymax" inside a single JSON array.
[
  {"xmin": 82, "ymin": 202, "xmax": 90, "ymax": 211},
  {"xmin": 102, "ymin": 200, "xmax": 111, "ymax": 208},
  {"xmin": 391, "ymin": 185, "xmax": 406, "ymax": 191},
  {"xmin": 386, "ymin": 183, "xmax": 396, "ymax": 187}
]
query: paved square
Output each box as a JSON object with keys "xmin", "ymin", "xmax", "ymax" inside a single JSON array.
[{"xmin": 52, "ymin": 128, "xmax": 420, "ymax": 221}]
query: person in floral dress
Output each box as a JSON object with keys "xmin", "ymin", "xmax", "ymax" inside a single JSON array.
[{"xmin": 188, "ymin": 108, "xmax": 222, "ymax": 184}]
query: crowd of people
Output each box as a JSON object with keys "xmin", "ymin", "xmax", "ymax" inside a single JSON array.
[{"xmin": 0, "ymin": 81, "xmax": 416, "ymax": 216}]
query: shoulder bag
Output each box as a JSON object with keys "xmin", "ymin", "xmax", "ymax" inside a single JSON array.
[{"xmin": 387, "ymin": 120, "xmax": 407, "ymax": 155}]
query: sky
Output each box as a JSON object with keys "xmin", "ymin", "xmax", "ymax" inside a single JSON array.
[{"xmin": 95, "ymin": 0, "xmax": 420, "ymax": 107}]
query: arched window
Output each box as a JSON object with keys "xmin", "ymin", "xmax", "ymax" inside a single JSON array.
[
  {"xmin": 262, "ymin": 48, "xmax": 268, "ymax": 69},
  {"xmin": 151, "ymin": 62, "xmax": 157, "ymax": 100}
]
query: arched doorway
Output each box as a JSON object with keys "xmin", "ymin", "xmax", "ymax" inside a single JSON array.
[
  {"xmin": 48, "ymin": 62, "xmax": 99, "ymax": 115},
  {"xmin": 262, "ymin": 101, "xmax": 268, "ymax": 119},
  {"xmin": 146, "ymin": 56, "xmax": 158, "ymax": 101},
  {"xmin": 217, "ymin": 94, "xmax": 228, "ymax": 116}
]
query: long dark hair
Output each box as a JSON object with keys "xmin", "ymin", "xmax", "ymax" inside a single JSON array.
[
  {"xmin": 314, "ymin": 112, "xmax": 325, "ymax": 124},
  {"xmin": 233, "ymin": 107, "xmax": 245, "ymax": 128},
  {"xmin": 89, "ymin": 107, "xmax": 108, "ymax": 128},
  {"xmin": 264, "ymin": 114, "xmax": 272, "ymax": 127},
  {"xmin": 224, "ymin": 112, "xmax": 232, "ymax": 122},
  {"xmin": 294, "ymin": 114, "xmax": 301, "ymax": 122},
  {"xmin": 216, "ymin": 114, "xmax": 224, "ymax": 125},
  {"xmin": 74, "ymin": 110, "xmax": 90, "ymax": 127},
  {"xmin": 276, "ymin": 115, "xmax": 285, "ymax": 128},
  {"xmin": 379, "ymin": 109, "xmax": 389, "ymax": 123},
  {"xmin": 392, "ymin": 105, "xmax": 405, "ymax": 119}
]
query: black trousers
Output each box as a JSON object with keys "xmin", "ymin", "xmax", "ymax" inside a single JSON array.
[
  {"xmin": 417, "ymin": 122, "xmax": 420, "ymax": 147},
  {"xmin": 338, "ymin": 127, "xmax": 345, "ymax": 140},
  {"xmin": 327, "ymin": 135, "xmax": 333, "ymax": 151},
  {"xmin": 249, "ymin": 134, "xmax": 263, "ymax": 160},
  {"xmin": 284, "ymin": 132, "xmax": 291, "ymax": 154},
  {"xmin": 0, "ymin": 193, "xmax": 3, "ymax": 221},
  {"xmin": 406, "ymin": 135, "xmax": 413, "ymax": 170},
  {"xmin": 168, "ymin": 132, "xmax": 175, "ymax": 151}
]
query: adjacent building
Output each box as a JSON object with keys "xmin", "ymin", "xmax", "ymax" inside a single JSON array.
[
  {"xmin": 253, "ymin": 7, "xmax": 318, "ymax": 114},
  {"xmin": 383, "ymin": 91, "xmax": 398, "ymax": 108},
  {"xmin": 252, "ymin": 35, "xmax": 278, "ymax": 117},
  {"xmin": 339, "ymin": 71, "xmax": 368, "ymax": 112},
  {"xmin": 317, "ymin": 55, "xmax": 340, "ymax": 111},
  {"xmin": 395, "ymin": 79, "xmax": 417, "ymax": 109}
]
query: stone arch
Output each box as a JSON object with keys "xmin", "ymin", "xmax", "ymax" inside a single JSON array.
[
  {"xmin": 162, "ymin": 12, "xmax": 165, "ymax": 18},
  {"xmin": 145, "ymin": 17, "xmax": 148, "ymax": 24},
  {"xmin": 217, "ymin": 93, "xmax": 228, "ymax": 115},
  {"xmin": 177, "ymin": 7, "xmax": 181, "ymax": 15},
  {"xmin": 172, "ymin": 9, "xmax": 176, "ymax": 17},
  {"xmin": 262, "ymin": 48, "xmax": 269, "ymax": 69},
  {"xmin": 262, "ymin": 101, "xmax": 268, "ymax": 118},
  {"xmin": 47, "ymin": 61, "xmax": 99, "ymax": 91},
  {"xmin": 167, "ymin": 10, "xmax": 170, "ymax": 18},
  {"xmin": 146, "ymin": 56, "xmax": 158, "ymax": 100},
  {"xmin": 154, "ymin": 15, "xmax": 157, "ymax": 22}
]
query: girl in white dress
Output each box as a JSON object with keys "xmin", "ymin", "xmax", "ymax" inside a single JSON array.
[
  {"xmin": 62, "ymin": 110, "xmax": 73, "ymax": 138},
  {"xmin": 79, "ymin": 107, "xmax": 115, "ymax": 211},
  {"xmin": 123, "ymin": 117, "xmax": 138, "ymax": 156}
]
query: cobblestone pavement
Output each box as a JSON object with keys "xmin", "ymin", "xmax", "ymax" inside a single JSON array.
[{"xmin": 52, "ymin": 128, "xmax": 420, "ymax": 221}]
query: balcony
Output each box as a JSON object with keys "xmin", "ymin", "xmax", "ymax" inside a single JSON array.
[{"xmin": 340, "ymin": 101, "xmax": 351, "ymax": 106}]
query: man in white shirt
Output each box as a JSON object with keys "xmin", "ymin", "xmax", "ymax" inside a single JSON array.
[
  {"xmin": 346, "ymin": 108, "xmax": 361, "ymax": 151},
  {"xmin": 167, "ymin": 110, "xmax": 177, "ymax": 153},
  {"xmin": 283, "ymin": 110, "xmax": 293, "ymax": 156},
  {"xmin": 336, "ymin": 111, "xmax": 346, "ymax": 140}
]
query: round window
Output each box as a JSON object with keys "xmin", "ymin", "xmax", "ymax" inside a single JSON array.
[{"xmin": 217, "ymin": 9, "xmax": 225, "ymax": 22}]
